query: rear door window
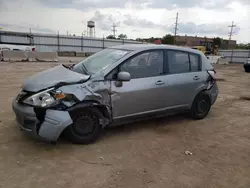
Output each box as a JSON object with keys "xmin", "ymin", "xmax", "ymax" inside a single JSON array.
[
  {"xmin": 167, "ymin": 51, "xmax": 190, "ymax": 74},
  {"xmin": 189, "ymin": 53, "xmax": 200, "ymax": 71}
]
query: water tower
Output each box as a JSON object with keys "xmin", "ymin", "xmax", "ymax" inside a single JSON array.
[{"xmin": 87, "ymin": 21, "xmax": 95, "ymax": 37}]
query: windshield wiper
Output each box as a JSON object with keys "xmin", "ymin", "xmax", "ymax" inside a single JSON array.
[{"xmin": 81, "ymin": 63, "xmax": 89, "ymax": 74}]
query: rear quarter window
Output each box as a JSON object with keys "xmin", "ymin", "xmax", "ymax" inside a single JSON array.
[
  {"xmin": 166, "ymin": 50, "xmax": 202, "ymax": 74},
  {"xmin": 189, "ymin": 53, "xmax": 201, "ymax": 71}
]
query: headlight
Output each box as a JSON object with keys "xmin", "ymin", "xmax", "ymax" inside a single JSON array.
[{"xmin": 22, "ymin": 88, "xmax": 66, "ymax": 107}]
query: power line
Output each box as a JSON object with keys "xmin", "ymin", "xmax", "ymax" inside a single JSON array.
[
  {"xmin": 111, "ymin": 23, "xmax": 117, "ymax": 38},
  {"xmin": 228, "ymin": 21, "xmax": 236, "ymax": 41},
  {"xmin": 174, "ymin": 12, "xmax": 179, "ymax": 44}
]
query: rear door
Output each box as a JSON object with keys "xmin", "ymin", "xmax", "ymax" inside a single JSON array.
[{"xmin": 163, "ymin": 50, "xmax": 205, "ymax": 107}]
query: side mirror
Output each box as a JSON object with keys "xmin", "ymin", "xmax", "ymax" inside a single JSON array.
[{"xmin": 117, "ymin": 71, "xmax": 131, "ymax": 81}]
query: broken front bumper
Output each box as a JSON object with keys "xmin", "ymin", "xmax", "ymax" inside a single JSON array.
[{"xmin": 12, "ymin": 98, "xmax": 73, "ymax": 142}]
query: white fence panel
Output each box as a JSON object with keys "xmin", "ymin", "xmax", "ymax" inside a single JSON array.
[
  {"xmin": 36, "ymin": 45, "xmax": 59, "ymax": 52},
  {"xmin": 1, "ymin": 35, "xmax": 30, "ymax": 44},
  {"xmin": 219, "ymin": 50, "xmax": 250, "ymax": 63},
  {"xmin": 34, "ymin": 36, "xmax": 58, "ymax": 45}
]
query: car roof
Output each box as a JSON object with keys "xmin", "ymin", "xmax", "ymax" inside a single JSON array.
[{"xmin": 109, "ymin": 44, "xmax": 204, "ymax": 55}]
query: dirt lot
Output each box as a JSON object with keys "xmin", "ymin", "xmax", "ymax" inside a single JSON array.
[{"xmin": 0, "ymin": 61, "xmax": 250, "ymax": 188}]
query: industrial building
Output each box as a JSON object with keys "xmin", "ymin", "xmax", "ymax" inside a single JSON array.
[{"xmin": 175, "ymin": 35, "xmax": 237, "ymax": 49}]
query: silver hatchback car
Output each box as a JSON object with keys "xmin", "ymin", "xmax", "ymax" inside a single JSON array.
[{"xmin": 12, "ymin": 44, "xmax": 219, "ymax": 144}]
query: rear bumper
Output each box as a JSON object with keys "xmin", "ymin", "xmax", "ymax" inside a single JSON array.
[
  {"xmin": 12, "ymin": 99, "xmax": 73, "ymax": 142},
  {"xmin": 208, "ymin": 82, "xmax": 219, "ymax": 105}
]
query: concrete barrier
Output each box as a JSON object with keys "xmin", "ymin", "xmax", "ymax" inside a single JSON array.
[
  {"xmin": 217, "ymin": 57, "xmax": 229, "ymax": 65},
  {"xmin": 207, "ymin": 55, "xmax": 221, "ymax": 64},
  {"xmin": 75, "ymin": 52, "xmax": 86, "ymax": 57},
  {"xmin": 2, "ymin": 51, "xmax": 29, "ymax": 61},
  {"xmin": 28, "ymin": 52, "xmax": 59, "ymax": 62},
  {"xmin": 26, "ymin": 51, "xmax": 37, "ymax": 61},
  {"xmin": 58, "ymin": 51, "xmax": 76, "ymax": 57}
]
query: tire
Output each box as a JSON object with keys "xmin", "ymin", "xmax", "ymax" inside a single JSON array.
[
  {"xmin": 64, "ymin": 109, "xmax": 102, "ymax": 144},
  {"xmin": 190, "ymin": 92, "xmax": 211, "ymax": 120},
  {"xmin": 245, "ymin": 68, "xmax": 250, "ymax": 73}
]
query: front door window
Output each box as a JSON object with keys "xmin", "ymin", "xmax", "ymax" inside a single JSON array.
[{"xmin": 120, "ymin": 50, "xmax": 164, "ymax": 79}]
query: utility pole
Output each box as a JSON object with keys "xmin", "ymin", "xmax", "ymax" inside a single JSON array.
[
  {"xmin": 228, "ymin": 21, "xmax": 236, "ymax": 41},
  {"xmin": 111, "ymin": 23, "xmax": 117, "ymax": 38},
  {"xmin": 174, "ymin": 12, "xmax": 179, "ymax": 44}
]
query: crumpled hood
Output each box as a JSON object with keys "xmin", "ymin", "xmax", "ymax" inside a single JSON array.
[{"xmin": 22, "ymin": 64, "xmax": 90, "ymax": 92}]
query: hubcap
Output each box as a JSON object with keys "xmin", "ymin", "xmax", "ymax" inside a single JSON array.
[{"xmin": 73, "ymin": 116, "xmax": 95, "ymax": 136}]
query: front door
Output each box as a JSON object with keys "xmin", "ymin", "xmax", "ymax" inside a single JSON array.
[{"xmin": 109, "ymin": 50, "xmax": 167, "ymax": 120}]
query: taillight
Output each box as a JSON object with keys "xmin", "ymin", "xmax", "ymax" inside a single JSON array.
[
  {"xmin": 207, "ymin": 69, "xmax": 216, "ymax": 80},
  {"xmin": 207, "ymin": 69, "xmax": 216, "ymax": 90}
]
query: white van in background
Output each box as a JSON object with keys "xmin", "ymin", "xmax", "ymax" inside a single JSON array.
[{"xmin": 0, "ymin": 44, "xmax": 36, "ymax": 52}]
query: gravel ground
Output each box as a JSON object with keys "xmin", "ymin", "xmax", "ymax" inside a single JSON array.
[{"xmin": 0, "ymin": 61, "xmax": 250, "ymax": 188}]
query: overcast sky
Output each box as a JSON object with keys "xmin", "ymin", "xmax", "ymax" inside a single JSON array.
[{"xmin": 0, "ymin": 0, "xmax": 249, "ymax": 43}]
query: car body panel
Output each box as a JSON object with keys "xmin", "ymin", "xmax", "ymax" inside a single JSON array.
[
  {"xmin": 111, "ymin": 75, "xmax": 174, "ymax": 119},
  {"xmin": 12, "ymin": 44, "xmax": 219, "ymax": 142},
  {"xmin": 38, "ymin": 109, "xmax": 73, "ymax": 141},
  {"xmin": 23, "ymin": 65, "xmax": 90, "ymax": 92},
  {"xmin": 12, "ymin": 99, "xmax": 73, "ymax": 141}
]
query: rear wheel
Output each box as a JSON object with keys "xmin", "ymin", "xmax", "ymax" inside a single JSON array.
[
  {"xmin": 190, "ymin": 92, "xmax": 211, "ymax": 120},
  {"xmin": 64, "ymin": 109, "xmax": 102, "ymax": 144}
]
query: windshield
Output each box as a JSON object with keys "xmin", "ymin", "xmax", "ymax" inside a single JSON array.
[{"xmin": 72, "ymin": 48, "xmax": 130, "ymax": 75}]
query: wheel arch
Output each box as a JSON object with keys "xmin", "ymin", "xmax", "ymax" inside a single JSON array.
[
  {"xmin": 191, "ymin": 88, "xmax": 211, "ymax": 108},
  {"xmin": 66, "ymin": 100, "xmax": 112, "ymax": 127}
]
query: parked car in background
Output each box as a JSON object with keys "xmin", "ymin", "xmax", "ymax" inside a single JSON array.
[
  {"xmin": 12, "ymin": 44, "xmax": 219, "ymax": 144},
  {"xmin": 244, "ymin": 58, "xmax": 250, "ymax": 72}
]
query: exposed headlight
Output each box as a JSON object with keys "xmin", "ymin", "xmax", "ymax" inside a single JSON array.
[{"xmin": 22, "ymin": 88, "xmax": 66, "ymax": 107}]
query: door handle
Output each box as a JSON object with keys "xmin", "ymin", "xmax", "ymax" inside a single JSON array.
[
  {"xmin": 193, "ymin": 76, "xmax": 200, "ymax": 80},
  {"xmin": 155, "ymin": 80, "xmax": 165, "ymax": 85}
]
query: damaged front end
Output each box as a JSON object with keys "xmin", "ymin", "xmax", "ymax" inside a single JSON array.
[{"xmin": 12, "ymin": 82, "xmax": 112, "ymax": 143}]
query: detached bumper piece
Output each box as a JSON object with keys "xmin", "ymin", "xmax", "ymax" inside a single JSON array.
[{"xmin": 12, "ymin": 99, "xmax": 73, "ymax": 142}]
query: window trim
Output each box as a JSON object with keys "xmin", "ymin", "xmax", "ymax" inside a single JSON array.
[
  {"xmin": 164, "ymin": 49, "xmax": 202, "ymax": 75},
  {"xmin": 105, "ymin": 49, "xmax": 166, "ymax": 80}
]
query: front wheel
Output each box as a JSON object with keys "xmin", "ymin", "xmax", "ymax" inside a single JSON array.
[
  {"xmin": 190, "ymin": 92, "xmax": 211, "ymax": 120},
  {"xmin": 64, "ymin": 109, "xmax": 102, "ymax": 144}
]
